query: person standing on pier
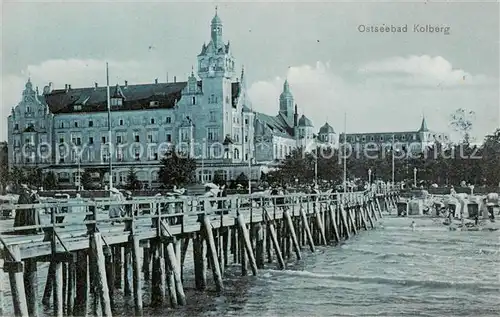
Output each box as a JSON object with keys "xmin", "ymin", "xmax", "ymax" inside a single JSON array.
[
  {"xmin": 109, "ymin": 187, "xmax": 124, "ymax": 224},
  {"xmin": 13, "ymin": 184, "xmax": 42, "ymax": 235}
]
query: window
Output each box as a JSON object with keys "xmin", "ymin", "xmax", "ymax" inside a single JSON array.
[
  {"xmin": 117, "ymin": 148, "xmax": 123, "ymax": 161},
  {"xmin": 150, "ymin": 118, "xmax": 155, "ymax": 124},
  {"xmin": 234, "ymin": 148, "xmax": 240, "ymax": 159},
  {"xmin": 135, "ymin": 148, "xmax": 140, "ymax": 161},
  {"xmin": 192, "ymin": 97, "xmax": 196, "ymax": 105},
  {"xmin": 150, "ymin": 101, "xmax": 159, "ymax": 107},
  {"xmin": 89, "ymin": 137, "xmax": 94, "ymax": 145},
  {"xmin": 180, "ymin": 129, "xmax": 189, "ymax": 141},
  {"xmin": 166, "ymin": 134, "xmax": 172, "ymax": 142},
  {"xmin": 116, "ymin": 135, "xmax": 122, "ymax": 144},
  {"xmin": 148, "ymin": 134, "xmax": 153, "ymax": 143},
  {"xmin": 60, "ymin": 122, "xmax": 64, "ymax": 128},
  {"xmin": 208, "ymin": 128, "xmax": 218, "ymax": 141},
  {"xmin": 370, "ymin": 136, "xmax": 374, "ymax": 141},
  {"xmin": 101, "ymin": 136, "xmax": 106, "ymax": 144},
  {"xmin": 75, "ymin": 137, "xmax": 81, "ymax": 146},
  {"xmin": 74, "ymin": 105, "xmax": 82, "ymax": 111},
  {"xmin": 74, "ymin": 121, "xmax": 79, "ymax": 128},
  {"xmin": 119, "ymin": 119, "xmax": 124, "ymax": 126},
  {"xmin": 380, "ymin": 136, "xmax": 384, "ymax": 141},
  {"xmin": 26, "ymin": 106, "xmax": 31, "ymax": 113},
  {"xmin": 134, "ymin": 134, "xmax": 140, "ymax": 142},
  {"xmin": 59, "ymin": 136, "xmax": 65, "ymax": 144},
  {"xmin": 245, "ymin": 135, "xmax": 248, "ymax": 142},
  {"xmin": 209, "ymin": 111, "xmax": 216, "ymax": 122},
  {"xmin": 166, "ymin": 117, "xmax": 171, "ymax": 124},
  {"xmin": 245, "ymin": 118, "xmax": 249, "ymax": 125},
  {"xmin": 362, "ymin": 136, "xmax": 366, "ymax": 142},
  {"xmin": 402, "ymin": 135, "xmax": 406, "ymax": 140},
  {"xmin": 89, "ymin": 120, "xmax": 93, "ymax": 127}
]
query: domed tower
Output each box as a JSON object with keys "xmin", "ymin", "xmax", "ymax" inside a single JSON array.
[
  {"xmin": 297, "ymin": 114, "xmax": 314, "ymax": 147},
  {"xmin": 279, "ymin": 79, "xmax": 294, "ymax": 121},
  {"xmin": 318, "ymin": 122, "xmax": 337, "ymax": 146}
]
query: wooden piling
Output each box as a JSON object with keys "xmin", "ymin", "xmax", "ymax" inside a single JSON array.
[
  {"xmin": 193, "ymin": 233, "xmax": 206, "ymax": 290},
  {"xmin": 202, "ymin": 215, "xmax": 224, "ymax": 292},
  {"xmin": 237, "ymin": 214, "xmax": 258, "ymax": 275},
  {"xmin": 66, "ymin": 258, "xmax": 75, "ymax": 316},
  {"xmin": 329, "ymin": 205, "xmax": 341, "ymax": 242},
  {"xmin": 166, "ymin": 240, "xmax": 186, "ymax": 305},
  {"xmin": 340, "ymin": 206, "xmax": 351, "ymax": 238},
  {"xmin": 74, "ymin": 251, "xmax": 88, "ymax": 316},
  {"xmin": 299, "ymin": 207, "xmax": 315, "ymax": 252},
  {"xmin": 5, "ymin": 245, "xmax": 28, "ymax": 317},
  {"xmin": 113, "ymin": 246, "xmax": 122, "ymax": 289},
  {"xmin": 42, "ymin": 261, "xmax": 55, "ymax": 305},
  {"xmin": 123, "ymin": 245, "xmax": 133, "ymax": 297},
  {"xmin": 104, "ymin": 248, "xmax": 114, "ymax": 308},
  {"xmin": 315, "ymin": 211, "xmax": 327, "ymax": 245},
  {"xmin": 0, "ymin": 251, "xmax": 3, "ymax": 317},
  {"xmin": 24, "ymin": 258, "xmax": 38, "ymax": 317},
  {"xmin": 90, "ymin": 233, "xmax": 112, "ymax": 317},
  {"xmin": 266, "ymin": 220, "xmax": 285, "ymax": 270},
  {"xmin": 151, "ymin": 240, "xmax": 165, "ymax": 306},
  {"xmin": 142, "ymin": 243, "xmax": 151, "ymax": 281},
  {"xmin": 255, "ymin": 223, "xmax": 265, "ymax": 268},
  {"xmin": 283, "ymin": 211, "xmax": 301, "ymax": 260},
  {"xmin": 62, "ymin": 262, "xmax": 67, "ymax": 311},
  {"xmin": 131, "ymin": 235, "xmax": 143, "ymax": 316},
  {"xmin": 53, "ymin": 261, "xmax": 63, "ymax": 317},
  {"xmin": 164, "ymin": 243, "xmax": 178, "ymax": 307}
]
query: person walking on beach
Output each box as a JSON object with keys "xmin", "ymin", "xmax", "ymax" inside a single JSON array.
[{"xmin": 410, "ymin": 220, "xmax": 416, "ymax": 231}]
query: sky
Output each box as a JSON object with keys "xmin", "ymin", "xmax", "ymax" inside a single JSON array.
[{"xmin": 1, "ymin": 0, "xmax": 499, "ymax": 143}]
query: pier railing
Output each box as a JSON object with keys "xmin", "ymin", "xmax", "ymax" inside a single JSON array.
[{"xmin": 0, "ymin": 188, "xmax": 399, "ymax": 317}]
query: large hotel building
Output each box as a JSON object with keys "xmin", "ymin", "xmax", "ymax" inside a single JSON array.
[{"xmin": 7, "ymin": 11, "xmax": 449, "ymax": 188}]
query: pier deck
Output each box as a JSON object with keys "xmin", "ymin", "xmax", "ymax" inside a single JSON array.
[{"xmin": 0, "ymin": 190, "xmax": 399, "ymax": 317}]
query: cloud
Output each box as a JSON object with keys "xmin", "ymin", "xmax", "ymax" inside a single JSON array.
[
  {"xmin": 358, "ymin": 55, "xmax": 491, "ymax": 87},
  {"xmin": 248, "ymin": 57, "xmax": 498, "ymax": 143}
]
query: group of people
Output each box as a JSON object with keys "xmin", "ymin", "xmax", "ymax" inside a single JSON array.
[{"xmin": 13, "ymin": 184, "xmax": 43, "ymax": 234}]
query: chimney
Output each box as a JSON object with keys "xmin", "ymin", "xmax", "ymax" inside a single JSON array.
[
  {"xmin": 124, "ymin": 80, "xmax": 128, "ymax": 87},
  {"xmin": 65, "ymin": 84, "xmax": 68, "ymax": 91},
  {"xmin": 155, "ymin": 78, "xmax": 158, "ymax": 84},
  {"xmin": 174, "ymin": 76, "xmax": 177, "ymax": 83},
  {"xmin": 94, "ymin": 82, "xmax": 98, "ymax": 89},
  {"xmin": 68, "ymin": 84, "xmax": 72, "ymax": 90}
]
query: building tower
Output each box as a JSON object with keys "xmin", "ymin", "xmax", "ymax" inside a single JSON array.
[{"xmin": 279, "ymin": 80, "xmax": 294, "ymax": 122}]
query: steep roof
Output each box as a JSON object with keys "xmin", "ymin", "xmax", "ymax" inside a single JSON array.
[
  {"xmin": 44, "ymin": 81, "xmax": 241, "ymax": 114},
  {"xmin": 319, "ymin": 122, "xmax": 335, "ymax": 134},
  {"xmin": 255, "ymin": 112, "xmax": 294, "ymax": 139},
  {"xmin": 419, "ymin": 116, "xmax": 429, "ymax": 132},
  {"xmin": 298, "ymin": 114, "xmax": 313, "ymax": 127}
]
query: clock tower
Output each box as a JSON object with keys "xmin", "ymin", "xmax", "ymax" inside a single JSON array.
[{"xmin": 196, "ymin": 8, "xmax": 236, "ymax": 148}]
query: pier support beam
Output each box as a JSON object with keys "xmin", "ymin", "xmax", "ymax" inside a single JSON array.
[
  {"xmin": 299, "ymin": 207, "xmax": 315, "ymax": 252},
  {"xmin": 283, "ymin": 211, "xmax": 301, "ymax": 260},
  {"xmin": 237, "ymin": 214, "xmax": 258, "ymax": 276},
  {"xmin": 255, "ymin": 223, "xmax": 265, "ymax": 268},
  {"xmin": 74, "ymin": 251, "xmax": 88, "ymax": 316},
  {"xmin": 202, "ymin": 215, "xmax": 224, "ymax": 292},
  {"xmin": 166, "ymin": 239, "xmax": 186, "ymax": 305},
  {"xmin": 193, "ymin": 233, "xmax": 206, "ymax": 291},
  {"xmin": 151, "ymin": 240, "xmax": 165, "ymax": 306},
  {"xmin": 4, "ymin": 246, "xmax": 28, "ymax": 317},
  {"xmin": 24, "ymin": 258, "xmax": 38, "ymax": 317},
  {"xmin": 266, "ymin": 219, "xmax": 285, "ymax": 270},
  {"xmin": 90, "ymin": 233, "xmax": 112, "ymax": 317},
  {"xmin": 131, "ymin": 235, "xmax": 143, "ymax": 316}
]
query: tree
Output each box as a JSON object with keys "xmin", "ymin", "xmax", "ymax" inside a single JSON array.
[
  {"xmin": 126, "ymin": 167, "xmax": 141, "ymax": 190},
  {"xmin": 213, "ymin": 170, "xmax": 225, "ymax": 186},
  {"xmin": 158, "ymin": 148, "xmax": 197, "ymax": 187},
  {"xmin": 43, "ymin": 171, "xmax": 58, "ymax": 190},
  {"xmin": 449, "ymin": 108, "xmax": 476, "ymax": 144},
  {"xmin": 235, "ymin": 172, "xmax": 249, "ymax": 186},
  {"xmin": 80, "ymin": 169, "xmax": 93, "ymax": 190},
  {"xmin": 0, "ymin": 163, "xmax": 8, "ymax": 194}
]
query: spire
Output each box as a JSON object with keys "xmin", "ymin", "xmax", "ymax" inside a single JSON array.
[
  {"xmin": 283, "ymin": 79, "xmax": 290, "ymax": 92},
  {"xmin": 419, "ymin": 115, "xmax": 429, "ymax": 132},
  {"xmin": 240, "ymin": 65, "xmax": 246, "ymax": 87},
  {"xmin": 191, "ymin": 65, "xmax": 195, "ymax": 77},
  {"xmin": 211, "ymin": 6, "xmax": 223, "ymax": 47}
]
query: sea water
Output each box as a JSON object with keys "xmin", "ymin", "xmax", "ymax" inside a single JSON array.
[{"xmin": 2, "ymin": 216, "xmax": 499, "ymax": 316}]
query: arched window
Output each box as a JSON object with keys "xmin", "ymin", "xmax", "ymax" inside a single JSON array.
[
  {"xmin": 192, "ymin": 97, "xmax": 196, "ymax": 105},
  {"xmin": 234, "ymin": 148, "xmax": 240, "ymax": 159}
]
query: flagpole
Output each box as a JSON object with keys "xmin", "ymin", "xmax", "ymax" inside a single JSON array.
[
  {"xmin": 343, "ymin": 112, "xmax": 347, "ymax": 196},
  {"xmin": 106, "ymin": 62, "xmax": 113, "ymax": 194},
  {"xmin": 248, "ymin": 108, "xmax": 252, "ymax": 195},
  {"xmin": 391, "ymin": 134, "xmax": 395, "ymax": 189}
]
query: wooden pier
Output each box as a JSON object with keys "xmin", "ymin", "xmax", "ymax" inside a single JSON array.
[{"xmin": 0, "ymin": 189, "xmax": 399, "ymax": 316}]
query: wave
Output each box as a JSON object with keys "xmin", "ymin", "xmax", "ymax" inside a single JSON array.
[
  {"xmin": 342, "ymin": 246, "xmax": 497, "ymax": 261},
  {"xmin": 271, "ymin": 270, "xmax": 500, "ymax": 292}
]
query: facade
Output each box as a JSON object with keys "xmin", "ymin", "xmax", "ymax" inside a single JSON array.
[
  {"xmin": 339, "ymin": 117, "xmax": 451, "ymax": 153},
  {"xmin": 6, "ymin": 10, "xmax": 336, "ymax": 188}
]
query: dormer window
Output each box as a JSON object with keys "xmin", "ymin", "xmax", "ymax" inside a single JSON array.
[
  {"xmin": 150, "ymin": 118, "xmax": 155, "ymax": 124},
  {"xmin": 110, "ymin": 98, "xmax": 123, "ymax": 106},
  {"xmin": 149, "ymin": 101, "xmax": 159, "ymax": 107},
  {"xmin": 74, "ymin": 105, "xmax": 82, "ymax": 111}
]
